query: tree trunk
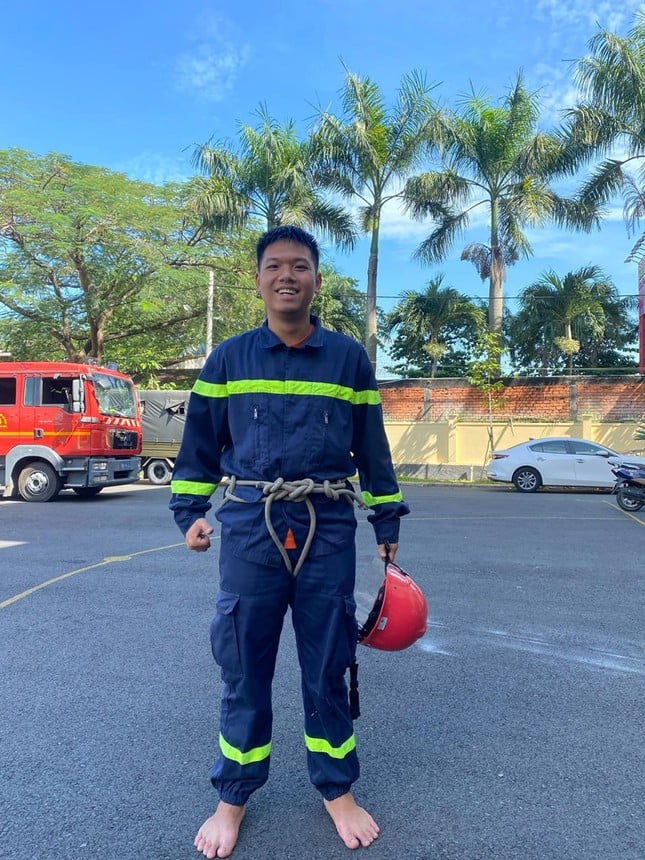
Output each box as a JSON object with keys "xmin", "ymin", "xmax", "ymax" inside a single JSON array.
[
  {"xmin": 488, "ymin": 198, "xmax": 504, "ymax": 337},
  {"xmin": 365, "ymin": 219, "xmax": 380, "ymax": 373}
]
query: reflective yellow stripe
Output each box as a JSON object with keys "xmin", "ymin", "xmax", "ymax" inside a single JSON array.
[
  {"xmin": 304, "ymin": 733, "xmax": 356, "ymax": 759},
  {"xmin": 170, "ymin": 479, "xmax": 218, "ymax": 495},
  {"xmin": 219, "ymin": 733, "xmax": 271, "ymax": 765},
  {"xmin": 193, "ymin": 379, "xmax": 228, "ymax": 398},
  {"xmin": 0, "ymin": 430, "xmax": 91, "ymax": 437},
  {"xmin": 193, "ymin": 378, "xmax": 380, "ymax": 406},
  {"xmin": 361, "ymin": 489, "xmax": 404, "ymax": 506}
]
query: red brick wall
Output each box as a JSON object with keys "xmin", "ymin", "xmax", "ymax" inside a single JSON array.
[{"xmin": 379, "ymin": 377, "xmax": 644, "ymax": 422}]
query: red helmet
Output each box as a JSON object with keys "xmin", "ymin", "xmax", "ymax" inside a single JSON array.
[{"xmin": 358, "ymin": 561, "xmax": 428, "ymax": 651}]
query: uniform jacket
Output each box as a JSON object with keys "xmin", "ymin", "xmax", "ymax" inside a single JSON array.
[{"xmin": 169, "ymin": 316, "xmax": 409, "ymax": 558}]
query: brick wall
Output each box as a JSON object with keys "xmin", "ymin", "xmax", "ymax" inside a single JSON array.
[{"xmin": 379, "ymin": 376, "xmax": 645, "ymax": 423}]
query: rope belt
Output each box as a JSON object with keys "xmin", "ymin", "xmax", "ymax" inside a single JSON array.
[{"xmin": 221, "ymin": 476, "xmax": 367, "ymax": 577}]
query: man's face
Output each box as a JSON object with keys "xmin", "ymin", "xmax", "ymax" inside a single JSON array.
[{"xmin": 255, "ymin": 240, "xmax": 321, "ymax": 317}]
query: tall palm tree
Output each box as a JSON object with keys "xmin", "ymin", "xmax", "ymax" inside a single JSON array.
[
  {"xmin": 563, "ymin": 12, "xmax": 645, "ymax": 236},
  {"xmin": 312, "ymin": 69, "xmax": 439, "ymax": 371},
  {"xmin": 384, "ymin": 275, "xmax": 484, "ymax": 377},
  {"xmin": 403, "ymin": 74, "xmax": 596, "ymax": 340},
  {"xmin": 514, "ymin": 265, "xmax": 622, "ymax": 374},
  {"xmin": 191, "ymin": 105, "xmax": 356, "ymax": 248}
]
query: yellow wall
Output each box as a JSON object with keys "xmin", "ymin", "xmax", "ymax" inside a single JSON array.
[{"xmin": 384, "ymin": 420, "xmax": 645, "ymax": 472}]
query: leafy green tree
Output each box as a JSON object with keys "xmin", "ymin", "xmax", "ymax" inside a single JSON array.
[
  {"xmin": 508, "ymin": 265, "xmax": 635, "ymax": 374},
  {"xmin": 384, "ymin": 275, "xmax": 484, "ymax": 377},
  {"xmin": 403, "ymin": 74, "xmax": 597, "ymax": 340},
  {"xmin": 563, "ymin": 12, "xmax": 645, "ymax": 236},
  {"xmin": 0, "ymin": 149, "xmax": 255, "ymax": 370},
  {"xmin": 192, "ymin": 105, "xmax": 356, "ymax": 247},
  {"xmin": 467, "ymin": 331, "xmax": 506, "ymax": 462},
  {"xmin": 312, "ymin": 69, "xmax": 439, "ymax": 370}
]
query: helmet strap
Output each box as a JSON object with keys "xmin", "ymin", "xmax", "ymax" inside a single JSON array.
[{"xmin": 383, "ymin": 539, "xmax": 391, "ymax": 565}]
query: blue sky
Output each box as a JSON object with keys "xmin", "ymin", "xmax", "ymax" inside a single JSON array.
[{"xmin": 3, "ymin": 0, "xmax": 644, "ymax": 366}]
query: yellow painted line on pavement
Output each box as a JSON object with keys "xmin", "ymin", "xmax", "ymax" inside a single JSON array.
[
  {"xmin": 0, "ymin": 539, "xmax": 218, "ymax": 610},
  {"xmin": 602, "ymin": 498, "xmax": 645, "ymax": 525}
]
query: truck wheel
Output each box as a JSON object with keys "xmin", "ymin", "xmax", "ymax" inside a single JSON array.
[
  {"xmin": 147, "ymin": 459, "xmax": 173, "ymax": 485},
  {"xmin": 73, "ymin": 487, "xmax": 104, "ymax": 498},
  {"xmin": 17, "ymin": 463, "xmax": 61, "ymax": 502}
]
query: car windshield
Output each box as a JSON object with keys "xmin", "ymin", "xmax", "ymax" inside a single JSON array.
[{"xmin": 91, "ymin": 372, "xmax": 137, "ymax": 418}]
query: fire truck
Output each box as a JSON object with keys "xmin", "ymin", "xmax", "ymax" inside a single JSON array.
[{"xmin": 0, "ymin": 361, "xmax": 142, "ymax": 502}]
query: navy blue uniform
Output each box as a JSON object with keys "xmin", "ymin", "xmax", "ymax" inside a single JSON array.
[{"xmin": 170, "ymin": 316, "xmax": 408, "ymax": 805}]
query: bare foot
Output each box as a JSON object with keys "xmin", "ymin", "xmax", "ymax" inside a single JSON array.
[
  {"xmin": 194, "ymin": 801, "xmax": 246, "ymax": 858},
  {"xmin": 323, "ymin": 792, "xmax": 379, "ymax": 849}
]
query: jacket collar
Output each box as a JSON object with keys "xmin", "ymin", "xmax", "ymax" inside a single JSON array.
[{"xmin": 259, "ymin": 315, "xmax": 324, "ymax": 349}]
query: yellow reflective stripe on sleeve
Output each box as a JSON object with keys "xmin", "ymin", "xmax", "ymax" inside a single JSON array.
[
  {"xmin": 193, "ymin": 379, "xmax": 228, "ymax": 398},
  {"xmin": 219, "ymin": 733, "xmax": 271, "ymax": 765},
  {"xmin": 361, "ymin": 490, "xmax": 404, "ymax": 507},
  {"xmin": 304, "ymin": 733, "xmax": 356, "ymax": 759},
  {"xmin": 193, "ymin": 378, "xmax": 380, "ymax": 405},
  {"xmin": 170, "ymin": 479, "xmax": 218, "ymax": 495}
]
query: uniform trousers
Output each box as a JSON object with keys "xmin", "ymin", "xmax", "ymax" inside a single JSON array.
[{"xmin": 209, "ymin": 537, "xmax": 360, "ymax": 806}]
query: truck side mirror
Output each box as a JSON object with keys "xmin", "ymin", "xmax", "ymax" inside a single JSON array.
[{"xmin": 72, "ymin": 378, "xmax": 85, "ymax": 413}]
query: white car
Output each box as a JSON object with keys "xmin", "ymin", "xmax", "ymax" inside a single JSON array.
[{"xmin": 486, "ymin": 436, "xmax": 645, "ymax": 493}]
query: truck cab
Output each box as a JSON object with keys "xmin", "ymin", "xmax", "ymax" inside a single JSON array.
[{"xmin": 0, "ymin": 362, "xmax": 142, "ymax": 501}]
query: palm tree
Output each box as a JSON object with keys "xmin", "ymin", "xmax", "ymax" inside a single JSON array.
[
  {"xmin": 191, "ymin": 105, "xmax": 356, "ymax": 248},
  {"xmin": 311, "ymin": 266, "xmax": 365, "ymax": 340},
  {"xmin": 312, "ymin": 69, "xmax": 439, "ymax": 371},
  {"xmin": 514, "ymin": 265, "xmax": 624, "ymax": 374},
  {"xmin": 384, "ymin": 275, "xmax": 485, "ymax": 377},
  {"xmin": 403, "ymin": 74, "xmax": 596, "ymax": 340},
  {"xmin": 562, "ymin": 12, "xmax": 645, "ymax": 236}
]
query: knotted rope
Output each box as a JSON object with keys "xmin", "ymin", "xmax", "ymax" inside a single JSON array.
[{"xmin": 221, "ymin": 477, "xmax": 367, "ymax": 577}]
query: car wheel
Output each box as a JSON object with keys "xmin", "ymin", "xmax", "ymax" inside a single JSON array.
[
  {"xmin": 512, "ymin": 467, "xmax": 541, "ymax": 493},
  {"xmin": 616, "ymin": 488, "xmax": 644, "ymax": 512},
  {"xmin": 17, "ymin": 463, "xmax": 61, "ymax": 502},
  {"xmin": 73, "ymin": 487, "xmax": 104, "ymax": 498},
  {"xmin": 146, "ymin": 459, "xmax": 173, "ymax": 485}
]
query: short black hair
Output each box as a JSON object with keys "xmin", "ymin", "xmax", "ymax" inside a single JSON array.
[{"xmin": 256, "ymin": 225, "xmax": 320, "ymax": 270}]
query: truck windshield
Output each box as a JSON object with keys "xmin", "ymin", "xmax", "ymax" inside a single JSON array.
[{"xmin": 91, "ymin": 372, "xmax": 138, "ymax": 418}]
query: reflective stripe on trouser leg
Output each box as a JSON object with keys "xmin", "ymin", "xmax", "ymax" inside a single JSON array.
[
  {"xmin": 292, "ymin": 544, "xmax": 360, "ymax": 800},
  {"xmin": 209, "ymin": 551, "xmax": 291, "ymax": 806}
]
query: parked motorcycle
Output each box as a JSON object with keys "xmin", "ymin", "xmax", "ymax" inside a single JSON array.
[{"xmin": 610, "ymin": 461, "xmax": 645, "ymax": 512}]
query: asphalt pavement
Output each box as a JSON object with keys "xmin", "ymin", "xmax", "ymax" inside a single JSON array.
[{"xmin": 1, "ymin": 482, "xmax": 644, "ymax": 860}]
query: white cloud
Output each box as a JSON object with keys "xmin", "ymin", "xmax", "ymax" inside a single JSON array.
[
  {"xmin": 113, "ymin": 151, "xmax": 194, "ymax": 185},
  {"xmin": 174, "ymin": 14, "xmax": 250, "ymax": 102},
  {"xmin": 534, "ymin": 0, "xmax": 643, "ymax": 32},
  {"xmin": 528, "ymin": 0, "xmax": 644, "ymax": 123}
]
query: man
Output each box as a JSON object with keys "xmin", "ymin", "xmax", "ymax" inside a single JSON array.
[{"xmin": 170, "ymin": 225, "xmax": 409, "ymax": 858}]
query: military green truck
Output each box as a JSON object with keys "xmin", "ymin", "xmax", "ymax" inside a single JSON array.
[{"xmin": 138, "ymin": 389, "xmax": 191, "ymax": 484}]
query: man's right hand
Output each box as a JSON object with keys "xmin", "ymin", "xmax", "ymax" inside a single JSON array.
[{"xmin": 185, "ymin": 518, "xmax": 214, "ymax": 552}]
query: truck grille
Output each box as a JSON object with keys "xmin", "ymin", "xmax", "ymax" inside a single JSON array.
[{"xmin": 109, "ymin": 430, "xmax": 139, "ymax": 450}]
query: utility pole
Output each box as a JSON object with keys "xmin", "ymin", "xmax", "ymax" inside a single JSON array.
[
  {"xmin": 625, "ymin": 235, "xmax": 645, "ymax": 376},
  {"xmin": 206, "ymin": 268, "xmax": 214, "ymax": 358}
]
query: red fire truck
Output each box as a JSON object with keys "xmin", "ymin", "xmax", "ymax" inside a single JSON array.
[{"xmin": 0, "ymin": 361, "xmax": 142, "ymax": 502}]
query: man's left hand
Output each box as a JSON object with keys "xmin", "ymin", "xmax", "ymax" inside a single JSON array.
[{"xmin": 377, "ymin": 542, "xmax": 398, "ymax": 563}]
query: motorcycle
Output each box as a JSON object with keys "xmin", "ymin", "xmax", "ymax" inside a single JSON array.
[{"xmin": 610, "ymin": 461, "xmax": 645, "ymax": 512}]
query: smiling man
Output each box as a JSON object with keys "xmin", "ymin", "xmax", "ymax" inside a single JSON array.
[{"xmin": 170, "ymin": 225, "xmax": 409, "ymax": 858}]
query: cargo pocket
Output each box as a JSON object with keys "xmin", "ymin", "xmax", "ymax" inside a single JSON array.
[
  {"xmin": 327, "ymin": 594, "xmax": 358, "ymax": 677},
  {"xmin": 210, "ymin": 590, "xmax": 242, "ymax": 681}
]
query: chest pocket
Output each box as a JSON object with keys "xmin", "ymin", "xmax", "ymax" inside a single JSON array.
[{"xmin": 230, "ymin": 397, "xmax": 271, "ymax": 473}]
